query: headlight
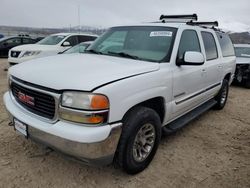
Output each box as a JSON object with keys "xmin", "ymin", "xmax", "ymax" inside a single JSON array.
[
  {"xmin": 59, "ymin": 91, "xmax": 109, "ymax": 124},
  {"xmin": 61, "ymin": 91, "xmax": 109, "ymax": 110},
  {"xmin": 22, "ymin": 51, "xmax": 41, "ymax": 57}
]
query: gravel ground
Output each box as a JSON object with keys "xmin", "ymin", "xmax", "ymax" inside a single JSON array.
[{"xmin": 0, "ymin": 58, "xmax": 249, "ymax": 188}]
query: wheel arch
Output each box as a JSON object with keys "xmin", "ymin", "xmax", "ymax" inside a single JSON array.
[{"xmin": 122, "ymin": 96, "xmax": 166, "ymax": 123}]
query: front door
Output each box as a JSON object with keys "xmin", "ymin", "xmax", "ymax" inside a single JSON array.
[{"xmin": 171, "ymin": 29, "xmax": 206, "ymax": 120}]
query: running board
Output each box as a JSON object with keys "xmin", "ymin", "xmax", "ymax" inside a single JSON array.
[{"xmin": 163, "ymin": 99, "xmax": 217, "ymax": 134}]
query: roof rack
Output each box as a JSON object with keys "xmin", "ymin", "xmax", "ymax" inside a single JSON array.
[
  {"xmin": 186, "ymin": 21, "xmax": 219, "ymax": 27},
  {"xmin": 159, "ymin": 14, "xmax": 198, "ymax": 22}
]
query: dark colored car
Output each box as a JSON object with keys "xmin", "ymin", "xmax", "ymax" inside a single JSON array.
[
  {"xmin": 0, "ymin": 34, "xmax": 4, "ymax": 39},
  {"xmin": 0, "ymin": 36, "xmax": 37, "ymax": 58}
]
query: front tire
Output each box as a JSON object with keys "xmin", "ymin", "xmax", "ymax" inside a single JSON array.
[
  {"xmin": 214, "ymin": 79, "xmax": 229, "ymax": 110},
  {"xmin": 115, "ymin": 106, "xmax": 161, "ymax": 174}
]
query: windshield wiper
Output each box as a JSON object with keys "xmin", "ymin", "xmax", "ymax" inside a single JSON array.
[
  {"xmin": 85, "ymin": 49, "xmax": 103, "ymax": 55},
  {"xmin": 107, "ymin": 51, "xmax": 139, "ymax": 60}
]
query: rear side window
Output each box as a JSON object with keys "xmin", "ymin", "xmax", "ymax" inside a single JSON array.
[
  {"xmin": 201, "ymin": 32, "xmax": 218, "ymax": 60},
  {"xmin": 216, "ymin": 33, "xmax": 235, "ymax": 57},
  {"xmin": 178, "ymin": 30, "xmax": 201, "ymax": 59},
  {"xmin": 78, "ymin": 36, "xmax": 97, "ymax": 42},
  {"xmin": 65, "ymin": 36, "xmax": 78, "ymax": 46}
]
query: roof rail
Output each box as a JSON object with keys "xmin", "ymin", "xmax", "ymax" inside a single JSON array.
[
  {"xmin": 159, "ymin": 14, "xmax": 198, "ymax": 21},
  {"xmin": 186, "ymin": 21, "xmax": 219, "ymax": 27}
]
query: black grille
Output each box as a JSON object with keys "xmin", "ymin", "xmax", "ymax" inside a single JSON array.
[
  {"xmin": 11, "ymin": 51, "xmax": 21, "ymax": 58},
  {"xmin": 11, "ymin": 82, "xmax": 56, "ymax": 119}
]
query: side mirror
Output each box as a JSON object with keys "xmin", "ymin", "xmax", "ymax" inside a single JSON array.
[
  {"xmin": 62, "ymin": 41, "xmax": 71, "ymax": 47},
  {"xmin": 177, "ymin": 51, "xmax": 205, "ymax": 66}
]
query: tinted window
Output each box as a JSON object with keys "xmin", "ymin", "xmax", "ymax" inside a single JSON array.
[
  {"xmin": 216, "ymin": 33, "xmax": 235, "ymax": 57},
  {"xmin": 5, "ymin": 38, "xmax": 21, "ymax": 45},
  {"xmin": 201, "ymin": 32, "xmax": 218, "ymax": 60},
  {"xmin": 78, "ymin": 36, "xmax": 96, "ymax": 42},
  {"xmin": 65, "ymin": 36, "xmax": 78, "ymax": 46},
  {"xmin": 178, "ymin": 30, "xmax": 201, "ymax": 59},
  {"xmin": 22, "ymin": 38, "xmax": 35, "ymax": 44}
]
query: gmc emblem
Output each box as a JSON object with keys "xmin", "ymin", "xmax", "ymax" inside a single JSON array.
[{"xmin": 18, "ymin": 91, "xmax": 35, "ymax": 106}]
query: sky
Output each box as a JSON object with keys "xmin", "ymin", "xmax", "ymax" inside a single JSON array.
[{"xmin": 0, "ymin": 0, "xmax": 250, "ymax": 32}]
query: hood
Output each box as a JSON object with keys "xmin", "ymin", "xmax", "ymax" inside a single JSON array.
[
  {"xmin": 236, "ymin": 57, "xmax": 250, "ymax": 65},
  {"xmin": 11, "ymin": 44, "xmax": 59, "ymax": 52},
  {"xmin": 9, "ymin": 54, "xmax": 160, "ymax": 91}
]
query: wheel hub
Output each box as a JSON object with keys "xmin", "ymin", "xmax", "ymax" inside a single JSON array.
[{"xmin": 132, "ymin": 123, "xmax": 156, "ymax": 162}]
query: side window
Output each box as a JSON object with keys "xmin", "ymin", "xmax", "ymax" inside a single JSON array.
[
  {"xmin": 178, "ymin": 30, "xmax": 201, "ymax": 59},
  {"xmin": 65, "ymin": 36, "xmax": 78, "ymax": 46},
  {"xmin": 22, "ymin": 38, "xmax": 35, "ymax": 44},
  {"xmin": 216, "ymin": 33, "xmax": 235, "ymax": 57},
  {"xmin": 201, "ymin": 32, "xmax": 218, "ymax": 60},
  {"xmin": 5, "ymin": 38, "xmax": 21, "ymax": 46},
  {"xmin": 78, "ymin": 36, "xmax": 97, "ymax": 42}
]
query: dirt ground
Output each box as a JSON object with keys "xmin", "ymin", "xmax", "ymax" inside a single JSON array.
[{"xmin": 0, "ymin": 58, "xmax": 249, "ymax": 188}]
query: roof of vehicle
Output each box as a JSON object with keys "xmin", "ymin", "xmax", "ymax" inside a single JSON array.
[
  {"xmin": 51, "ymin": 33, "xmax": 98, "ymax": 37},
  {"xmin": 0, "ymin": 36, "xmax": 32, "ymax": 42},
  {"xmin": 234, "ymin": 44, "xmax": 250, "ymax": 48}
]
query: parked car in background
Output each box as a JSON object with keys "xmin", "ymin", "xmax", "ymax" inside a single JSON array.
[
  {"xmin": 0, "ymin": 36, "xmax": 37, "ymax": 58},
  {"xmin": 0, "ymin": 34, "xmax": 4, "ymax": 39},
  {"xmin": 234, "ymin": 44, "xmax": 250, "ymax": 88},
  {"xmin": 8, "ymin": 33, "xmax": 97, "ymax": 66},
  {"xmin": 62, "ymin": 41, "xmax": 93, "ymax": 54}
]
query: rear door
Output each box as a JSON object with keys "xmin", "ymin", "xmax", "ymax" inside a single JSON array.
[
  {"xmin": 171, "ymin": 29, "xmax": 206, "ymax": 118},
  {"xmin": 199, "ymin": 31, "xmax": 222, "ymax": 99}
]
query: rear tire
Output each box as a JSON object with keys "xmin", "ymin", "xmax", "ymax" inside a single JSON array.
[
  {"xmin": 115, "ymin": 106, "xmax": 161, "ymax": 174},
  {"xmin": 214, "ymin": 79, "xmax": 229, "ymax": 110}
]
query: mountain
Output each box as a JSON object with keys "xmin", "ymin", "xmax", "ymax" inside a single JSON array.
[
  {"xmin": 0, "ymin": 25, "xmax": 106, "ymax": 38},
  {"xmin": 229, "ymin": 32, "xmax": 250, "ymax": 44}
]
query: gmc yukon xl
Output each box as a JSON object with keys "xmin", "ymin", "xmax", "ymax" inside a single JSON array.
[{"xmin": 3, "ymin": 14, "xmax": 236, "ymax": 174}]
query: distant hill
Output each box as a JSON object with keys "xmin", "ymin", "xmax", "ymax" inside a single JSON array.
[
  {"xmin": 0, "ymin": 25, "xmax": 106, "ymax": 38},
  {"xmin": 229, "ymin": 32, "xmax": 250, "ymax": 44}
]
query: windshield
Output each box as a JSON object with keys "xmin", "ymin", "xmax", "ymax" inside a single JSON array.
[
  {"xmin": 87, "ymin": 26, "xmax": 177, "ymax": 62},
  {"xmin": 235, "ymin": 47, "xmax": 250, "ymax": 58},
  {"xmin": 63, "ymin": 43, "xmax": 89, "ymax": 54},
  {"xmin": 37, "ymin": 35, "xmax": 66, "ymax": 45}
]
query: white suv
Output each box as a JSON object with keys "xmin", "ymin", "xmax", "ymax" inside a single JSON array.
[
  {"xmin": 3, "ymin": 14, "xmax": 236, "ymax": 174},
  {"xmin": 8, "ymin": 33, "xmax": 97, "ymax": 66}
]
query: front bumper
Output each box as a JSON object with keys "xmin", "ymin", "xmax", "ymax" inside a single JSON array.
[
  {"xmin": 8, "ymin": 55, "xmax": 40, "ymax": 66},
  {"xmin": 3, "ymin": 92, "xmax": 122, "ymax": 165}
]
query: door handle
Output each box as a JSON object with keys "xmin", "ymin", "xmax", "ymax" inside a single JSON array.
[
  {"xmin": 218, "ymin": 65, "xmax": 223, "ymax": 69},
  {"xmin": 202, "ymin": 69, "xmax": 206, "ymax": 72}
]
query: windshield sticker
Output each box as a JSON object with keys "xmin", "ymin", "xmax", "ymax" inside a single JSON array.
[{"xmin": 150, "ymin": 31, "xmax": 173, "ymax": 37}]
